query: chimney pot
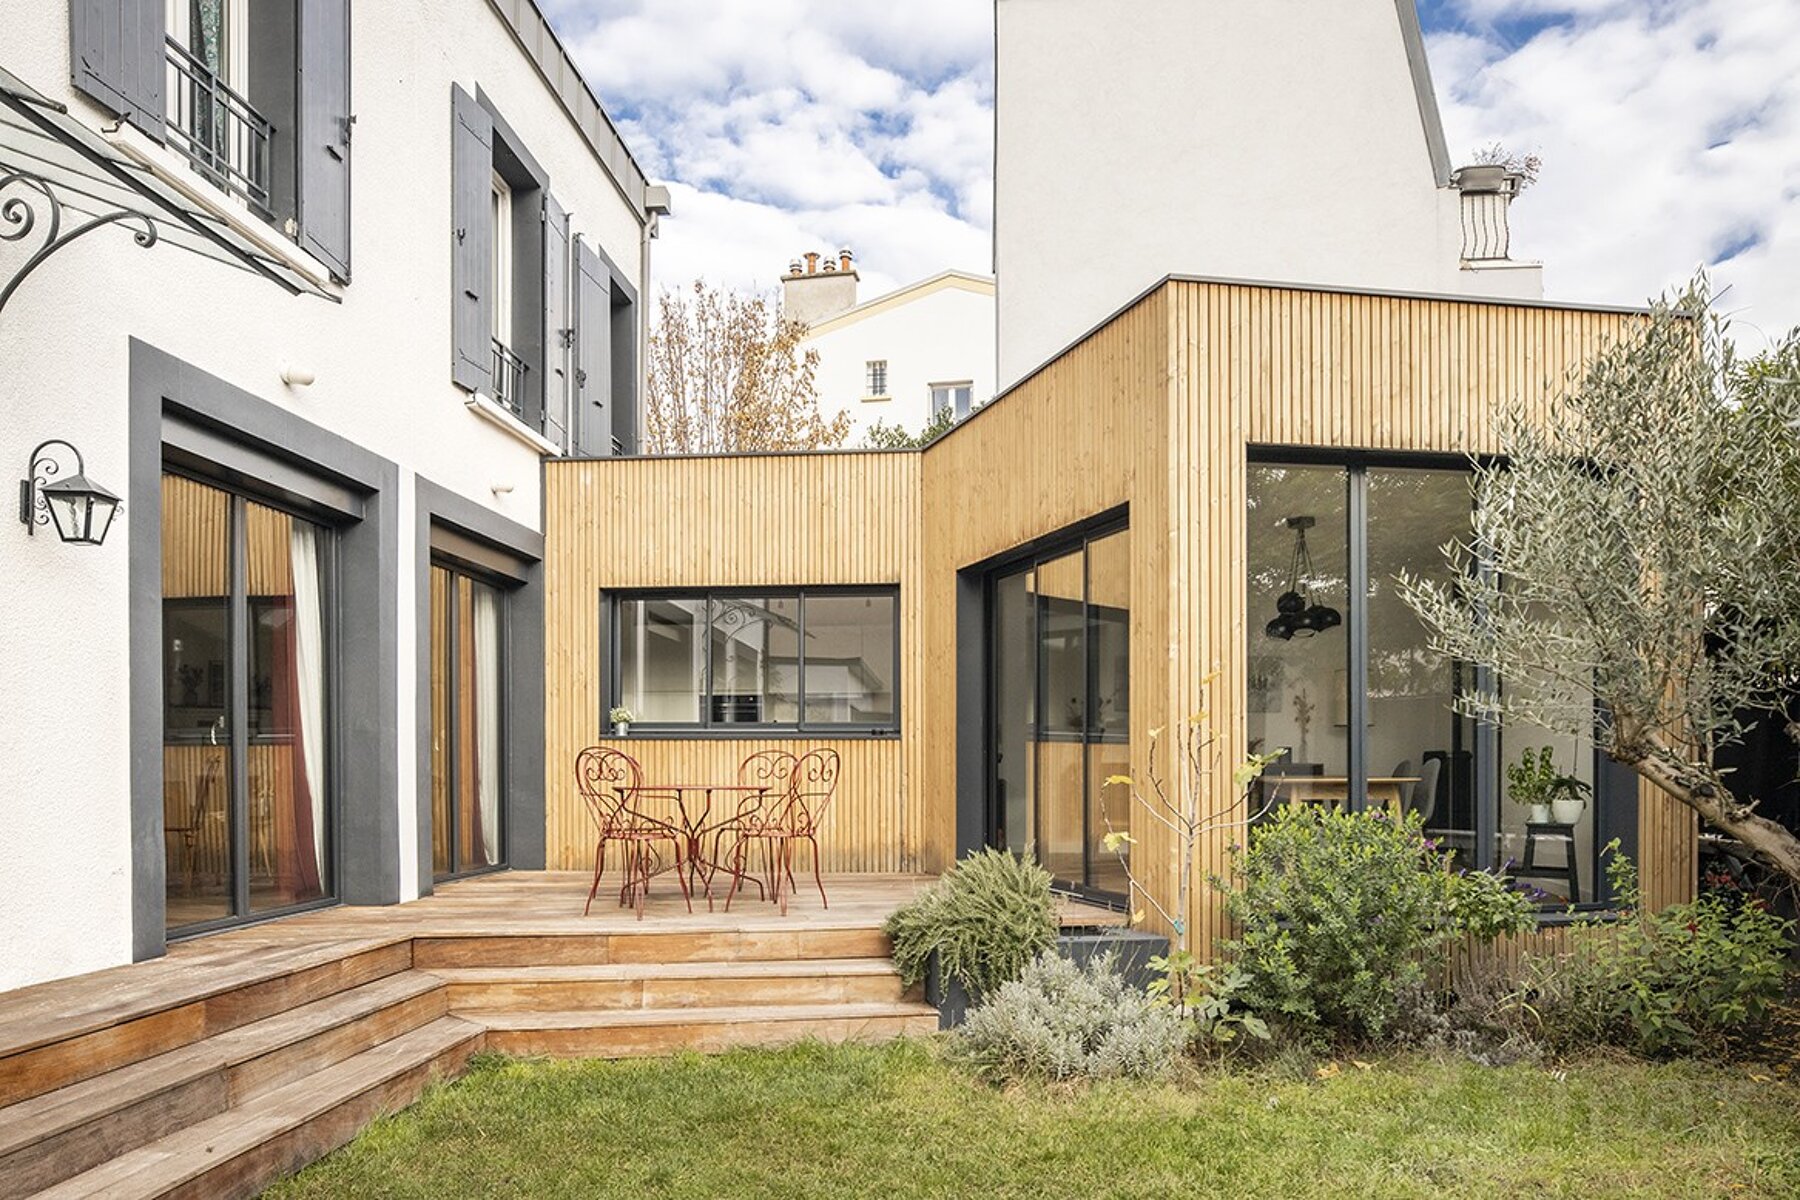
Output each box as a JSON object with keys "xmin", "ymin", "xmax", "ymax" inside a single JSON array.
[
  {"xmin": 804, "ymin": 251, "xmax": 820, "ymax": 275},
  {"xmin": 839, "ymin": 248, "xmax": 853, "ymax": 272}
]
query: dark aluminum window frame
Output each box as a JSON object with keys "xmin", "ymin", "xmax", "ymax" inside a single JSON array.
[
  {"xmin": 604, "ymin": 585, "xmax": 902, "ymax": 737},
  {"xmin": 430, "ymin": 557, "xmax": 511, "ymax": 882},
  {"xmin": 161, "ymin": 464, "xmax": 343, "ymax": 940},
  {"xmin": 1247, "ymin": 445, "xmax": 1634, "ymax": 912}
]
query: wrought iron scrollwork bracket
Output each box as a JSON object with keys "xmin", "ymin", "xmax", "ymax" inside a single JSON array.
[{"xmin": 0, "ymin": 169, "xmax": 159, "ymax": 317}]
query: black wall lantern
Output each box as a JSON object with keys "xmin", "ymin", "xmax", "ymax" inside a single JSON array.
[
  {"xmin": 1265, "ymin": 515, "xmax": 1342, "ymax": 640},
  {"xmin": 19, "ymin": 439, "xmax": 120, "ymax": 546}
]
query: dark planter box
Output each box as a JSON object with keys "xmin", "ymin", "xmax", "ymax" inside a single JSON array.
[{"xmin": 925, "ymin": 929, "xmax": 1171, "ymax": 1030}]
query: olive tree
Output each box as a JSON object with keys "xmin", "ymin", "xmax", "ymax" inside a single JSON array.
[{"xmin": 1400, "ymin": 280, "xmax": 1800, "ymax": 887}]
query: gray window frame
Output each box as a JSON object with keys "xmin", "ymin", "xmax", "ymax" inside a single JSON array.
[{"xmin": 605, "ymin": 585, "xmax": 902, "ymax": 737}]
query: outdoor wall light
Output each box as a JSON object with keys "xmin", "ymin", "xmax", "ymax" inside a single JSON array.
[
  {"xmin": 1265, "ymin": 515, "xmax": 1342, "ymax": 640},
  {"xmin": 19, "ymin": 439, "xmax": 121, "ymax": 546}
]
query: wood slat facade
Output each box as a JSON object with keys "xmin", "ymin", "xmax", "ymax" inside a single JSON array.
[{"xmin": 541, "ymin": 279, "xmax": 1698, "ymax": 953}]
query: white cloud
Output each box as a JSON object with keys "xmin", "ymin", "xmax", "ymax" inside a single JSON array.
[
  {"xmin": 1428, "ymin": 0, "xmax": 1800, "ymax": 349},
  {"xmin": 543, "ymin": 0, "xmax": 994, "ymax": 298},
  {"xmin": 544, "ymin": 0, "xmax": 1799, "ymax": 350}
]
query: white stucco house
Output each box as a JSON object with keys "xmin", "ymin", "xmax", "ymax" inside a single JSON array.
[
  {"xmin": 783, "ymin": 251, "xmax": 997, "ymax": 442},
  {"xmin": 0, "ymin": 0, "xmax": 664, "ymax": 992},
  {"xmin": 994, "ymin": 0, "xmax": 1543, "ymax": 386}
]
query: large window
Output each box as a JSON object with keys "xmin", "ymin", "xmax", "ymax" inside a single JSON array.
[
  {"xmin": 1246, "ymin": 457, "xmax": 1629, "ymax": 908},
  {"xmin": 612, "ymin": 589, "xmax": 898, "ymax": 732},
  {"xmin": 431, "ymin": 565, "xmax": 507, "ymax": 879},
  {"xmin": 162, "ymin": 473, "xmax": 335, "ymax": 932},
  {"xmin": 987, "ymin": 522, "xmax": 1131, "ymax": 900}
]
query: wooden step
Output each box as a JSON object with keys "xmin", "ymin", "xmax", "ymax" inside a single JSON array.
[
  {"xmin": 0, "ymin": 940, "xmax": 412, "ymax": 1109},
  {"xmin": 434, "ymin": 958, "xmax": 915, "ymax": 1013},
  {"xmin": 33, "ymin": 1016, "xmax": 483, "ymax": 1200},
  {"xmin": 412, "ymin": 924, "xmax": 893, "ymax": 970},
  {"xmin": 480, "ymin": 1000, "xmax": 939, "ymax": 1058},
  {"xmin": 0, "ymin": 972, "xmax": 445, "ymax": 1199}
]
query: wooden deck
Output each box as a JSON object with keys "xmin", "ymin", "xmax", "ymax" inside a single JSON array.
[{"xmin": 0, "ymin": 871, "xmax": 1121, "ymax": 1199}]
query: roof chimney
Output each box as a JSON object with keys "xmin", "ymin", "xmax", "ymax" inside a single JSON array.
[
  {"xmin": 1451, "ymin": 165, "xmax": 1523, "ymax": 263},
  {"xmin": 781, "ymin": 248, "xmax": 860, "ymax": 326}
]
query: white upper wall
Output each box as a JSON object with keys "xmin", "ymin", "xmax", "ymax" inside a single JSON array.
[
  {"xmin": 994, "ymin": 0, "xmax": 1544, "ymax": 385},
  {"xmin": 801, "ymin": 272, "xmax": 997, "ymax": 441},
  {"xmin": 0, "ymin": 0, "xmax": 652, "ymax": 990}
]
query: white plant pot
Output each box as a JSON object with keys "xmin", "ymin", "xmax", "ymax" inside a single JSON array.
[
  {"xmin": 1528, "ymin": 803, "xmax": 1553, "ymax": 824},
  {"xmin": 615, "ymin": 722, "xmax": 630, "ymax": 738},
  {"xmin": 1551, "ymin": 798, "xmax": 1586, "ymax": 825}
]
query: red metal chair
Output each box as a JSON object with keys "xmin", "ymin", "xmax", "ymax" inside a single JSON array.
[
  {"xmin": 726, "ymin": 748, "xmax": 840, "ymax": 913},
  {"xmin": 716, "ymin": 749, "xmax": 797, "ymax": 908},
  {"xmin": 783, "ymin": 748, "xmax": 842, "ymax": 910},
  {"xmin": 575, "ymin": 746, "xmax": 690, "ymax": 918}
]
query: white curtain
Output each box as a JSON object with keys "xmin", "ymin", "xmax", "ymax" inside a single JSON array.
[
  {"xmin": 289, "ymin": 522, "xmax": 327, "ymax": 879},
  {"xmin": 473, "ymin": 585, "xmax": 502, "ymax": 866}
]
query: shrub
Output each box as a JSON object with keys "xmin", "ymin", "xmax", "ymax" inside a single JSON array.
[
  {"xmin": 955, "ymin": 951, "xmax": 1189, "ymax": 1082},
  {"xmin": 1145, "ymin": 951, "xmax": 1270, "ymax": 1061},
  {"xmin": 885, "ymin": 848, "xmax": 1058, "ymax": 998},
  {"xmin": 1220, "ymin": 804, "xmax": 1536, "ymax": 1042},
  {"xmin": 1510, "ymin": 852, "xmax": 1792, "ymax": 1057}
]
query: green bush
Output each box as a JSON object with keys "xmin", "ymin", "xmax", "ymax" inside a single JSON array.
[
  {"xmin": 955, "ymin": 951, "xmax": 1189, "ymax": 1082},
  {"xmin": 1220, "ymin": 804, "xmax": 1536, "ymax": 1042},
  {"xmin": 1512, "ymin": 852, "xmax": 1792, "ymax": 1057},
  {"xmin": 885, "ymin": 848, "xmax": 1058, "ymax": 998}
]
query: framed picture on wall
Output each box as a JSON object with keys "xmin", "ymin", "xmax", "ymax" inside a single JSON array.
[{"xmin": 1247, "ymin": 656, "xmax": 1284, "ymax": 713}]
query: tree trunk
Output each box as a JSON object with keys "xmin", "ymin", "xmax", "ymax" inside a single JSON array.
[{"xmin": 1626, "ymin": 741, "xmax": 1800, "ymax": 889}]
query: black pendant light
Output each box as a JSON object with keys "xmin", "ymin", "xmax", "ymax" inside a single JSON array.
[{"xmin": 1265, "ymin": 515, "xmax": 1342, "ymax": 640}]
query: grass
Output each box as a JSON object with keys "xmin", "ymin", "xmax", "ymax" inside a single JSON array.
[{"xmin": 266, "ymin": 1039, "xmax": 1800, "ymax": 1199}]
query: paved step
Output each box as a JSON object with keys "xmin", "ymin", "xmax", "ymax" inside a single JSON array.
[
  {"xmin": 434, "ymin": 958, "xmax": 915, "ymax": 1012},
  {"xmin": 33, "ymin": 1016, "xmax": 483, "ymax": 1200},
  {"xmin": 412, "ymin": 925, "xmax": 893, "ymax": 970},
  {"xmin": 480, "ymin": 1000, "xmax": 940, "ymax": 1058},
  {"xmin": 0, "ymin": 972, "xmax": 445, "ymax": 1199}
]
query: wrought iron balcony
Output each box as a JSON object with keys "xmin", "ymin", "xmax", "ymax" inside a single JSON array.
[
  {"xmin": 491, "ymin": 339, "xmax": 530, "ymax": 421},
  {"xmin": 164, "ymin": 36, "xmax": 273, "ymax": 211}
]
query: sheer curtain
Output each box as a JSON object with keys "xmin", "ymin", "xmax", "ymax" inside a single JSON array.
[
  {"xmin": 473, "ymin": 585, "xmax": 502, "ymax": 866},
  {"xmin": 290, "ymin": 522, "xmax": 327, "ymax": 880}
]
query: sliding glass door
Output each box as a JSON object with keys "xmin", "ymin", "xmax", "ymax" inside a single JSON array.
[
  {"xmin": 162, "ymin": 473, "xmax": 334, "ymax": 933},
  {"xmin": 431, "ymin": 564, "xmax": 506, "ymax": 879},
  {"xmin": 1246, "ymin": 458, "xmax": 1617, "ymax": 907},
  {"xmin": 986, "ymin": 523, "xmax": 1131, "ymax": 900}
]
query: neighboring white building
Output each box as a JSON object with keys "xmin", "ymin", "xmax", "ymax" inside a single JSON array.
[
  {"xmin": 0, "ymin": 0, "xmax": 662, "ymax": 990},
  {"xmin": 783, "ymin": 252, "xmax": 997, "ymax": 442},
  {"xmin": 994, "ymin": 0, "xmax": 1544, "ymax": 385}
]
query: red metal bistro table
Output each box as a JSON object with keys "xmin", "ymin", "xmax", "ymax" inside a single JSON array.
[{"xmin": 631, "ymin": 783, "xmax": 774, "ymax": 908}]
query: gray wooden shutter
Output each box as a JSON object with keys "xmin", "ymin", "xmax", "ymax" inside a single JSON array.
[
  {"xmin": 572, "ymin": 238, "xmax": 611, "ymax": 456},
  {"xmin": 450, "ymin": 85, "xmax": 493, "ymax": 395},
  {"xmin": 69, "ymin": 0, "xmax": 164, "ymax": 139},
  {"xmin": 610, "ymin": 289, "xmax": 639, "ymax": 454},
  {"xmin": 297, "ymin": 0, "xmax": 352, "ymax": 281},
  {"xmin": 541, "ymin": 193, "xmax": 571, "ymax": 452}
]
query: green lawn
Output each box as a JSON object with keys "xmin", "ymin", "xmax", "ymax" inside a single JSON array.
[{"xmin": 268, "ymin": 1040, "xmax": 1800, "ymax": 1199}]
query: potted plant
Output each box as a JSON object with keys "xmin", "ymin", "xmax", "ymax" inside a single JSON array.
[
  {"xmin": 608, "ymin": 706, "xmax": 635, "ymax": 737},
  {"xmin": 1505, "ymin": 746, "xmax": 1590, "ymax": 824}
]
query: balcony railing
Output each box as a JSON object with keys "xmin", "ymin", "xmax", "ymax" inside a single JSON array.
[
  {"xmin": 492, "ymin": 340, "xmax": 530, "ymax": 422},
  {"xmin": 164, "ymin": 36, "xmax": 273, "ymax": 211}
]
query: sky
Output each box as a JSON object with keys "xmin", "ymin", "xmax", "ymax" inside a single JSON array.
[{"xmin": 542, "ymin": 0, "xmax": 1800, "ymax": 348}]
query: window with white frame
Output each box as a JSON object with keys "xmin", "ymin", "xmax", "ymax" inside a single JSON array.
[
  {"xmin": 930, "ymin": 382, "xmax": 974, "ymax": 420},
  {"xmin": 865, "ymin": 360, "xmax": 889, "ymax": 398}
]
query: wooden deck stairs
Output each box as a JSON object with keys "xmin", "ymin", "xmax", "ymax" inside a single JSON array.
[{"xmin": 0, "ymin": 882, "xmax": 939, "ymax": 1200}]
